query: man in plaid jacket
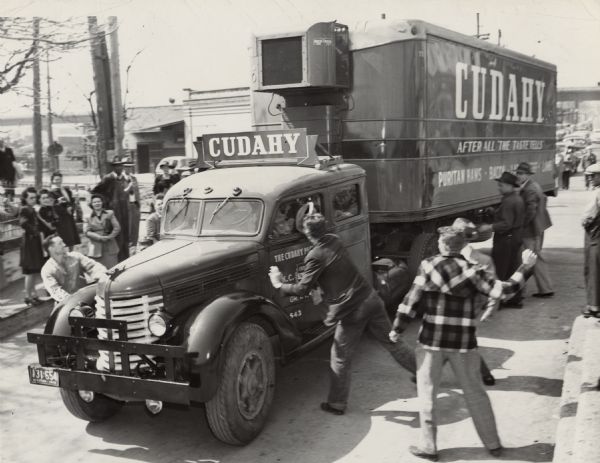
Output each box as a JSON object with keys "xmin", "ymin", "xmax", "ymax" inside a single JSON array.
[{"xmin": 390, "ymin": 226, "xmax": 537, "ymax": 461}]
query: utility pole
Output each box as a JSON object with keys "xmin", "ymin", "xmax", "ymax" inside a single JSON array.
[
  {"xmin": 108, "ymin": 16, "xmax": 124, "ymax": 160},
  {"xmin": 498, "ymin": 29, "xmax": 502, "ymax": 46},
  {"xmin": 32, "ymin": 17, "xmax": 43, "ymax": 189},
  {"xmin": 474, "ymin": 13, "xmax": 490, "ymax": 40},
  {"xmin": 46, "ymin": 47, "xmax": 56, "ymax": 172},
  {"xmin": 88, "ymin": 16, "xmax": 114, "ymax": 176}
]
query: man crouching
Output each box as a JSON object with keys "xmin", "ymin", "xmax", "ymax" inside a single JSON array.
[{"xmin": 269, "ymin": 213, "xmax": 416, "ymax": 415}]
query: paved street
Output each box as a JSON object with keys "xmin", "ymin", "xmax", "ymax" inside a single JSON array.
[{"xmin": 0, "ymin": 174, "xmax": 591, "ymax": 463}]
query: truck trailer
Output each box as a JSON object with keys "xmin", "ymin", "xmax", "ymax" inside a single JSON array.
[{"xmin": 26, "ymin": 18, "xmax": 556, "ymax": 446}]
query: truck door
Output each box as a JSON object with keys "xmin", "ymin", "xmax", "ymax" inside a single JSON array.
[
  {"xmin": 266, "ymin": 194, "xmax": 328, "ymax": 332},
  {"xmin": 330, "ymin": 182, "xmax": 372, "ymax": 281}
]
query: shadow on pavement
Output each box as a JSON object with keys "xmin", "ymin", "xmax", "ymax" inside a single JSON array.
[
  {"xmin": 491, "ymin": 375, "xmax": 563, "ymax": 397},
  {"xmin": 440, "ymin": 442, "xmax": 554, "ymax": 461}
]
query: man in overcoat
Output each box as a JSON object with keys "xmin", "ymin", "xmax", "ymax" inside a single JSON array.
[
  {"xmin": 515, "ymin": 162, "xmax": 554, "ymax": 298},
  {"xmin": 92, "ymin": 156, "xmax": 130, "ymax": 261}
]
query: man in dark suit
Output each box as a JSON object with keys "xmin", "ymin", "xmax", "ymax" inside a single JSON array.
[
  {"xmin": 515, "ymin": 162, "xmax": 554, "ymax": 298},
  {"xmin": 92, "ymin": 156, "xmax": 130, "ymax": 261},
  {"xmin": 268, "ymin": 213, "xmax": 416, "ymax": 415},
  {"xmin": 0, "ymin": 138, "xmax": 17, "ymax": 200},
  {"xmin": 479, "ymin": 172, "xmax": 525, "ymax": 308}
]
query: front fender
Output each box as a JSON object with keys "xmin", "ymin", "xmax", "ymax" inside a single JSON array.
[
  {"xmin": 181, "ymin": 291, "xmax": 302, "ymax": 402},
  {"xmin": 184, "ymin": 291, "xmax": 301, "ymax": 364},
  {"xmin": 44, "ymin": 285, "xmax": 98, "ymax": 335}
]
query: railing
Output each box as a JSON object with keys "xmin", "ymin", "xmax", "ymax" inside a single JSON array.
[{"xmin": 0, "ymin": 217, "xmax": 22, "ymax": 244}]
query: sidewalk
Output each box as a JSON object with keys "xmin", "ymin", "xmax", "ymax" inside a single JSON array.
[{"xmin": 0, "ymin": 273, "xmax": 53, "ymax": 340}]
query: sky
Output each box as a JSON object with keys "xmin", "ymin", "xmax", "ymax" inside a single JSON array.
[{"xmin": 1, "ymin": 0, "xmax": 599, "ymax": 119}]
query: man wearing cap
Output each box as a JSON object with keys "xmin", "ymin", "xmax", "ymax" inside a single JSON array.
[
  {"xmin": 269, "ymin": 213, "xmax": 416, "ymax": 416},
  {"xmin": 452, "ymin": 218, "xmax": 499, "ymax": 385},
  {"xmin": 92, "ymin": 156, "xmax": 130, "ymax": 261},
  {"xmin": 582, "ymin": 162, "xmax": 600, "ymax": 317},
  {"xmin": 515, "ymin": 162, "xmax": 554, "ymax": 298},
  {"xmin": 479, "ymin": 172, "xmax": 525, "ymax": 308},
  {"xmin": 390, "ymin": 227, "xmax": 538, "ymax": 461}
]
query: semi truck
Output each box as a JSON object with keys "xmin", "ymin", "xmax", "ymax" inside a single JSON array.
[{"xmin": 27, "ymin": 18, "xmax": 556, "ymax": 446}]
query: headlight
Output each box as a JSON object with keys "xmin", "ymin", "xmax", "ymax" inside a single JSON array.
[
  {"xmin": 69, "ymin": 305, "xmax": 94, "ymax": 318},
  {"xmin": 148, "ymin": 313, "xmax": 168, "ymax": 337}
]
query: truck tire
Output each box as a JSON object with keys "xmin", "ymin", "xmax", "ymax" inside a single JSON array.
[
  {"xmin": 59, "ymin": 388, "xmax": 122, "ymax": 422},
  {"xmin": 206, "ymin": 322, "xmax": 275, "ymax": 445},
  {"xmin": 407, "ymin": 232, "xmax": 438, "ymax": 276}
]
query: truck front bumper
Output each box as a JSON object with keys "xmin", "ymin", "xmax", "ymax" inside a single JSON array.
[{"xmin": 27, "ymin": 363, "xmax": 191, "ymax": 404}]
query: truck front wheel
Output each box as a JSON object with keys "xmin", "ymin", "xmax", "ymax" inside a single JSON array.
[
  {"xmin": 206, "ymin": 322, "xmax": 275, "ymax": 445},
  {"xmin": 59, "ymin": 388, "xmax": 122, "ymax": 422}
]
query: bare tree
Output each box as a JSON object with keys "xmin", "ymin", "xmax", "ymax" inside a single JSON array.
[{"xmin": 0, "ymin": 17, "xmax": 114, "ymax": 95}]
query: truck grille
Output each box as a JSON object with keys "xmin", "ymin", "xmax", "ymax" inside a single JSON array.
[{"xmin": 95, "ymin": 294, "xmax": 163, "ymax": 372}]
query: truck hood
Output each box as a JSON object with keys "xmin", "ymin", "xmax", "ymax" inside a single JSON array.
[{"xmin": 107, "ymin": 239, "xmax": 260, "ymax": 303}]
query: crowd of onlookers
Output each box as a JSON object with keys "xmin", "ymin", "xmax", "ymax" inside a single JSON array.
[{"xmin": 0, "ymin": 149, "xmax": 179, "ymax": 306}]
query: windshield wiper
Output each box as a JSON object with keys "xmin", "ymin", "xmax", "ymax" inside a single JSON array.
[
  {"xmin": 169, "ymin": 197, "xmax": 190, "ymax": 223},
  {"xmin": 209, "ymin": 197, "xmax": 230, "ymax": 224}
]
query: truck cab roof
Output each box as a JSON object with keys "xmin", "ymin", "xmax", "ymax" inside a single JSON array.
[{"xmin": 165, "ymin": 163, "xmax": 365, "ymax": 202}]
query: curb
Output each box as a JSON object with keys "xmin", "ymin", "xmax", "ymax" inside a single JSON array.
[
  {"xmin": 553, "ymin": 316, "xmax": 600, "ymax": 463},
  {"xmin": 0, "ymin": 300, "xmax": 53, "ymax": 340},
  {"xmin": 571, "ymin": 322, "xmax": 600, "ymax": 463}
]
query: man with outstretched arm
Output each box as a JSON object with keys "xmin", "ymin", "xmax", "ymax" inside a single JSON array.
[
  {"xmin": 41, "ymin": 235, "xmax": 108, "ymax": 304},
  {"xmin": 269, "ymin": 213, "xmax": 416, "ymax": 415},
  {"xmin": 389, "ymin": 226, "xmax": 537, "ymax": 461}
]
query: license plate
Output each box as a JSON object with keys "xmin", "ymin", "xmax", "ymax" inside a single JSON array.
[{"xmin": 28, "ymin": 365, "xmax": 59, "ymax": 387}]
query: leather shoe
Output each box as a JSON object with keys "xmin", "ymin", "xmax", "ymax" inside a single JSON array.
[
  {"xmin": 582, "ymin": 308, "xmax": 600, "ymax": 318},
  {"xmin": 482, "ymin": 374, "xmax": 496, "ymax": 386},
  {"xmin": 532, "ymin": 292, "xmax": 554, "ymax": 298},
  {"xmin": 501, "ymin": 301, "xmax": 523, "ymax": 309},
  {"xmin": 320, "ymin": 402, "xmax": 344, "ymax": 415},
  {"xmin": 489, "ymin": 446, "xmax": 503, "ymax": 457},
  {"xmin": 409, "ymin": 445, "xmax": 439, "ymax": 461}
]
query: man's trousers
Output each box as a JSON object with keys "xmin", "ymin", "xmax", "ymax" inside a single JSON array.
[
  {"xmin": 492, "ymin": 232, "xmax": 523, "ymax": 303},
  {"xmin": 327, "ymin": 291, "xmax": 416, "ymax": 411},
  {"xmin": 416, "ymin": 346, "xmax": 501, "ymax": 454},
  {"xmin": 522, "ymin": 233, "xmax": 554, "ymax": 294},
  {"xmin": 584, "ymin": 231, "xmax": 600, "ymax": 311}
]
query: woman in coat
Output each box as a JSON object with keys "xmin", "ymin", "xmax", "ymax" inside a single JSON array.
[
  {"xmin": 84, "ymin": 193, "xmax": 121, "ymax": 269},
  {"xmin": 38, "ymin": 189, "xmax": 59, "ymax": 239},
  {"xmin": 19, "ymin": 187, "xmax": 44, "ymax": 305},
  {"xmin": 50, "ymin": 171, "xmax": 81, "ymax": 249}
]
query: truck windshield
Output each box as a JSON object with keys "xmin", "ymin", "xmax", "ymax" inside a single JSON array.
[
  {"xmin": 201, "ymin": 200, "xmax": 263, "ymax": 236},
  {"xmin": 163, "ymin": 199, "xmax": 263, "ymax": 236},
  {"xmin": 163, "ymin": 199, "xmax": 201, "ymax": 235}
]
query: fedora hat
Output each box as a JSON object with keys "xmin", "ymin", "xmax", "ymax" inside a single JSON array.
[
  {"xmin": 121, "ymin": 155, "xmax": 134, "ymax": 167},
  {"xmin": 515, "ymin": 162, "xmax": 533, "ymax": 175},
  {"xmin": 494, "ymin": 171, "xmax": 519, "ymax": 187},
  {"xmin": 110, "ymin": 155, "xmax": 125, "ymax": 165}
]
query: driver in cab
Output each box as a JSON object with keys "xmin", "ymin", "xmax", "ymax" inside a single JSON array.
[{"xmin": 268, "ymin": 213, "xmax": 416, "ymax": 415}]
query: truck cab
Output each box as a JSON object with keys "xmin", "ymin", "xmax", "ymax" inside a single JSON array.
[{"xmin": 27, "ymin": 133, "xmax": 376, "ymax": 445}]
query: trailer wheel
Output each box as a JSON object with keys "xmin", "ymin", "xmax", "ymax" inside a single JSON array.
[
  {"xmin": 206, "ymin": 322, "xmax": 275, "ymax": 445},
  {"xmin": 407, "ymin": 232, "xmax": 438, "ymax": 276},
  {"xmin": 60, "ymin": 388, "xmax": 122, "ymax": 422}
]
